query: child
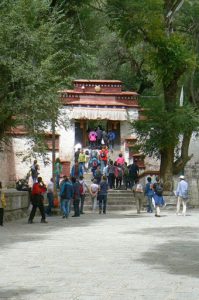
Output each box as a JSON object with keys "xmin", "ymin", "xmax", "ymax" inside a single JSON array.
[{"xmin": 0, "ymin": 182, "xmax": 6, "ymax": 226}]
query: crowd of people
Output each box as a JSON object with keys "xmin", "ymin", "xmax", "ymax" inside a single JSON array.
[
  {"xmin": 6, "ymin": 141, "xmax": 187, "ymax": 225},
  {"xmin": 88, "ymin": 126, "xmax": 116, "ymax": 150}
]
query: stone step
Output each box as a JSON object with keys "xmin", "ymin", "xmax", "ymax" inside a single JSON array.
[{"xmin": 83, "ymin": 204, "xmax": 136, "ymax": 211}]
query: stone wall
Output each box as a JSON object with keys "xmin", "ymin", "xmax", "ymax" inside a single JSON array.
[{"xmin": 4, "ymin": 189, "xmax": 29, "ymax": 221}]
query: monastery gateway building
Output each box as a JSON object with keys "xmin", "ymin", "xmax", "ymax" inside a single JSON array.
[{"xmin": 6, "ymin": 79, "xmax": 147, "ymax": 183}]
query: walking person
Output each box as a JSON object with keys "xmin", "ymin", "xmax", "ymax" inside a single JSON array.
[
  {"xmin": 145, "ymin": 177, "xmax": 154, "ymax": 213},
  {"xmin": 99, "ymin": 146, "xmax": 108, "ymax": 172},
  {"xmin": 30, "ymin": 160, "xmax": 40, "ymax": 183},
  {"xmin": 123, "ymin": 162, "xmax": 130, "ymax": 190},
  {"xmin": 28, "ymin": 177, "xmax": 47, "ymax": 224},
  {"xmin": 176, "ymin": 175, "xmax": 189, "ymax": 216},
  {"xmin": 90, "ymin": 179, "xmax": 99, "ymax": 211},
  {"xmin": 74, "ymin": 148, "xmax": 81, "ymax": 163},
  {"xmin": 107, "ymin": 160, "xmax": 115, "ymax": 189},
  {"xmin": 0, "ymin": 182, "xmax": 6, "ymax": 226},
  {"xmin": 54, "ymin": 158, "xmax": 62, "ymax": 190},
  {"xmin": 78, "ymin": 149, "xmax": 86, "ymax": 171},
  {"xmin": 90, "ymin": 156, "xmax": 99, "ymax": 177},
  {"xmin": 96, "ymin": 126, "xmax": 103, "ymax": 147},
  {"xmin": 116, "ymin": 153, "xmax": 125, "ymax": 167},
  {"xmin": 60, "ymin": 177, "xmax": 74, "ymax": 218},
  {"xmin": 71, "ymin": 177, "xmax": 81, "ymax": 217},
  {"xmin": 128, "ymin": 160, "xmax": 139, "ymax": 190},
  {"xmin": 152, "ymin": 177, "xmax": 164, "ymax": 217},
  {"xmin": 94, "ymin": 165, "xmax": 102, "ymax": 184},
  {"xmin": 79, "ymin": 175, "xmax": 88, "ymax": 214},
  {"xmin": 45, "ymin": 178, "xmax": 54, "ymax": 216},
  {"xmin": 133, "ymin": 179, "xmax": 144, "ymax": 214},
  {"xmin": 107, "ymin": 130, "xmax": 116, "ymax": 151},
  {"xmin": 99, "ymin": 176, "xmax": 109, "ymax": 214},
  {"xmin": 88, "ymin": 129, "xmax": 97, "ymax": 149},
  {"xmin": 70, "ymin": 161, "xmax": 84, "ymax": 178}
]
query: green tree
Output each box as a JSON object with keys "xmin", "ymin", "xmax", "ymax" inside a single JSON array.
[{"xmin": 106, "ymin": 0, "xmax": 199, "ymax": 190}]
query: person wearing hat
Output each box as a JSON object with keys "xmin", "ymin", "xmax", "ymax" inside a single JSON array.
[{"xmin": 176, "ymin": 175, "xmax": 189, "ymax": 216}]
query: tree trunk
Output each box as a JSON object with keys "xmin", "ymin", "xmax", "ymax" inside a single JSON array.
[
  {"xmin": 160, "ymin": 147, "xmax": 174, "ymax": 191},
  {"xmin": 173, "ymin": 131, "xmax": 193, "ymax": 175}
]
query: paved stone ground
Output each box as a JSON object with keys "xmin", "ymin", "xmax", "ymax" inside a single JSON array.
[{"xmin": 1, "ymin": 209, "xmax": 199, "ymax": 300}]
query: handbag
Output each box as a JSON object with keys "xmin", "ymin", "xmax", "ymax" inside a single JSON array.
[{"xmin": 53, "ymin": 198, "xmax": 59, "ymax": 208}]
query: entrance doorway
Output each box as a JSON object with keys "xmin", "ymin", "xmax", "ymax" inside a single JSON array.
[{"xmin": 74, "ymin": 119, "xmax": 121, "ymax": 148}]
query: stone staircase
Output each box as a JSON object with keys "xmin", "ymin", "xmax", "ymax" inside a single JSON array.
[
  {"xmin": 84, "ymin": 189, "xmax": 137, "ymax": 211},
  {"xmin": 83, "ymin": 172, "xmax": 138, "ymax": 211}
]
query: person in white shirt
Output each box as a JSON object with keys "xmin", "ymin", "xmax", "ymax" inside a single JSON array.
[
  {"xmin": 90, "ymin": 179, "xmax": 99, "ymax": 211},
  {"xmin": 45, "ymin": 178, "xmax": 54, "ymax": 216},
  {"xmin": 176, "ymin": 175, "xmax": 189, "ymax": 216}
]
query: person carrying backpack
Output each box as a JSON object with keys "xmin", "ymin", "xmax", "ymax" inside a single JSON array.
[
  {"xmin": 90, "ymin": 157, "xmax": 99, "ymax": 177},
  {"xmin": 99, "ymin": 146, "xmax": 108, "ymax": 172},
  {"xmin": 152, "ymin": 176, "xmax": 165, "ymax": 217},
  {"xmin": 88, "ymin": 129, "xmax": 97, "ymax": 149},
  {"xmin": 145, "ymin": 177, "xmax": 154, "ymax": 213},
  {"xmin": 115, "ymin": 164, "xmax": 123, "ymax": 189},
  {"xmin": 60, "ymin": 177, "xmax": 74, "ymax": 218},
  {"xmin": 94, "ymin": 165, "xmax": 102, "ymax": 184}
]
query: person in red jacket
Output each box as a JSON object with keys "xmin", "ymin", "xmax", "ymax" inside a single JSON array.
[{"xmin": 28, "ymin": 177, "xmax": 47, "ymax": 224}]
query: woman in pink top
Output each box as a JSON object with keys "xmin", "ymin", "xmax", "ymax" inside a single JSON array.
[{"xmin": 116, "ymin": 153, "xmax": 125, "ymax": 166}]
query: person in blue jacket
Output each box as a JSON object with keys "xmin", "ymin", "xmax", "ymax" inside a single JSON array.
[
  {"xmin": 70, "ymin": 162, "xmax": 84, "ymax": 178},
  {"xmin": 60, "ymin": 177, "xmax": 74, "ymax": 218},
  {"xmin": 145, "ymin": 177, "xmax": 154, "ymax": 213}
]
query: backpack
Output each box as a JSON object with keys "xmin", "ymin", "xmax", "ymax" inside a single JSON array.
[
  {"xmin": 124, "ymin": 167, "xmax": 129, "ymax": 176},
  {"xmin": 92, "ymin": 160, "xmax": 98, "ymax": 168},
  {"xmin": 154, "ymin": 183, "xmax": 163, "ymax": 196},
  {"xmin": 100, "ymin": 152, "xmax": 106, "ymax": 158},
  {"xmin": 79, "ymin": 183, "xmax": 84, "ymax": 195},
  {"xmin": 118, "ymin": 168, "xmax": 123, "ymax": 178}
]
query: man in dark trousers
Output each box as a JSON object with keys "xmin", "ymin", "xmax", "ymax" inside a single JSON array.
[
  {"xmin": 128, "ymin": 160, "xmax": 139, "ymax": 190},
  {"xmin": 71, "ymin": 177, "xmax": 81, "ymax": 217},
  {"xmin": 28, "ymin": 177, "xmax": 47, "ymax": 224}
]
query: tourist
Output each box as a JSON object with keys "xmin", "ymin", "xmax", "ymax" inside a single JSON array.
[
  {"xmin": 30, "ymin": 160, "xmax": 40, "ymax": 183},
  {"xmin": 102, "ymin": 129, "xmax": 108, "ymax": 146},
  {"xmin": 70, "ymin": 161, "xmax": 84, "ymax": 178},
  {"xmin": 152, "ymin": 177, "xmax": 164, "ymax": 217},
  {"xmin": 45, "ymin": 178, "xmax": 54, "ymax": 216},
  {"xmin": 94, "ymin": 165, "xmax": 102, "ymax": 184},
  {"xmin": 0, "ymin": 182, "xmax": 6, "ymax": 226},
  {"xmin": 28, "ymin": 177, "xmax": 47, "ymax": 224},
  {"xmin": 115, "ymin": 163, "xmax": 123, "ymax": 189},
  {"xmin": 116, "ymin": 153, "xmax": 125, "ymax": 166},
  {"xmin": 99, "ymin": 176, "xmax": 109, "ymax": 214},
  {"xmin": 60, "ymin": 177, "xmax": 74, "ymax": 218},
  {"xmin": 90, "ymin": 156, "xmax": 99, "ymax": 177},
  {"xmin": 145, "ymin": 177, "xmax": 154, "ymax": 213},
  {"xmin": 107, "ymin": 160, "xmax": 115, "ymax": 189},
  {"xmin": 84, "ymin": 150, "xmax": 90, "ymax": 171},
  {"xmin": 90, "ymin": 179, "xmax": 99, "ymax": 211},
  {"xmin": 78, "ymin": 149, "xmax": 86, "ymax": 171},
  {"xmin": 88, "ymin": 129, "xmax": 97, "ymax": 149},
  {"xmin": 71, "ymin": 177, "xmax": 81, "ymax": 217},
  {"xmin": 133, "ymin": 179, "xmax": 144, "ymax": 214},
  {"xmin": 107, "ymin": 130, "xmax": 116, "ymax": 151},
  {"xmin": 79, "ymin": 175, "xmax": 88, "ymax": 214},
  {"xmin": 99, "ymin": 146, "xmax": 108, "ymax": 172},
  {"xmin": 176, "ymin": 175, "xmax": 189, "ymax": 216},
  {"xmin": 128, "ymin": 160, "xmax": 139, "ymax": 189},
  {"xmin": 54, "ymin": 158, "xmax": 62, "ymax": 189},
  {"xmin": 96, "ymin": 126, "xmax": 103, "ymax": 147},
  {"xmin": 123, "ymin": 162, "xmax": 130, "ymax": 190},
  {"xmin": 74, "ymin": 148, "xmax": 81, "ymax": 163}
]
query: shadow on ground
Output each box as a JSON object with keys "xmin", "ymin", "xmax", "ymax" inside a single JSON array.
[
  {"xmin": 0, "ymin": 211, "xmax": 147, "ymax": 249},
  {"xmin": 0, "ymin": 288, "xmax": 35, "ymax": 299},
  {"xmin": 137, "ymin": 239, "xmax": 199, "ymax": 278}
]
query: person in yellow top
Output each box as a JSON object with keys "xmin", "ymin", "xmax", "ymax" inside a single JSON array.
[
  {"xmin": 78, "ymin": 149, "xmax": 86, "ymax": 171},
  {"xmin": 0, "ymin": 181, "xmax": 6, "ymax": 226}
]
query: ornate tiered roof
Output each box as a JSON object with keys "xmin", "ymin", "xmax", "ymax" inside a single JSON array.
[{"xmin": 60, "ymin": 79, "xmax": 139, "ymax": 108}]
